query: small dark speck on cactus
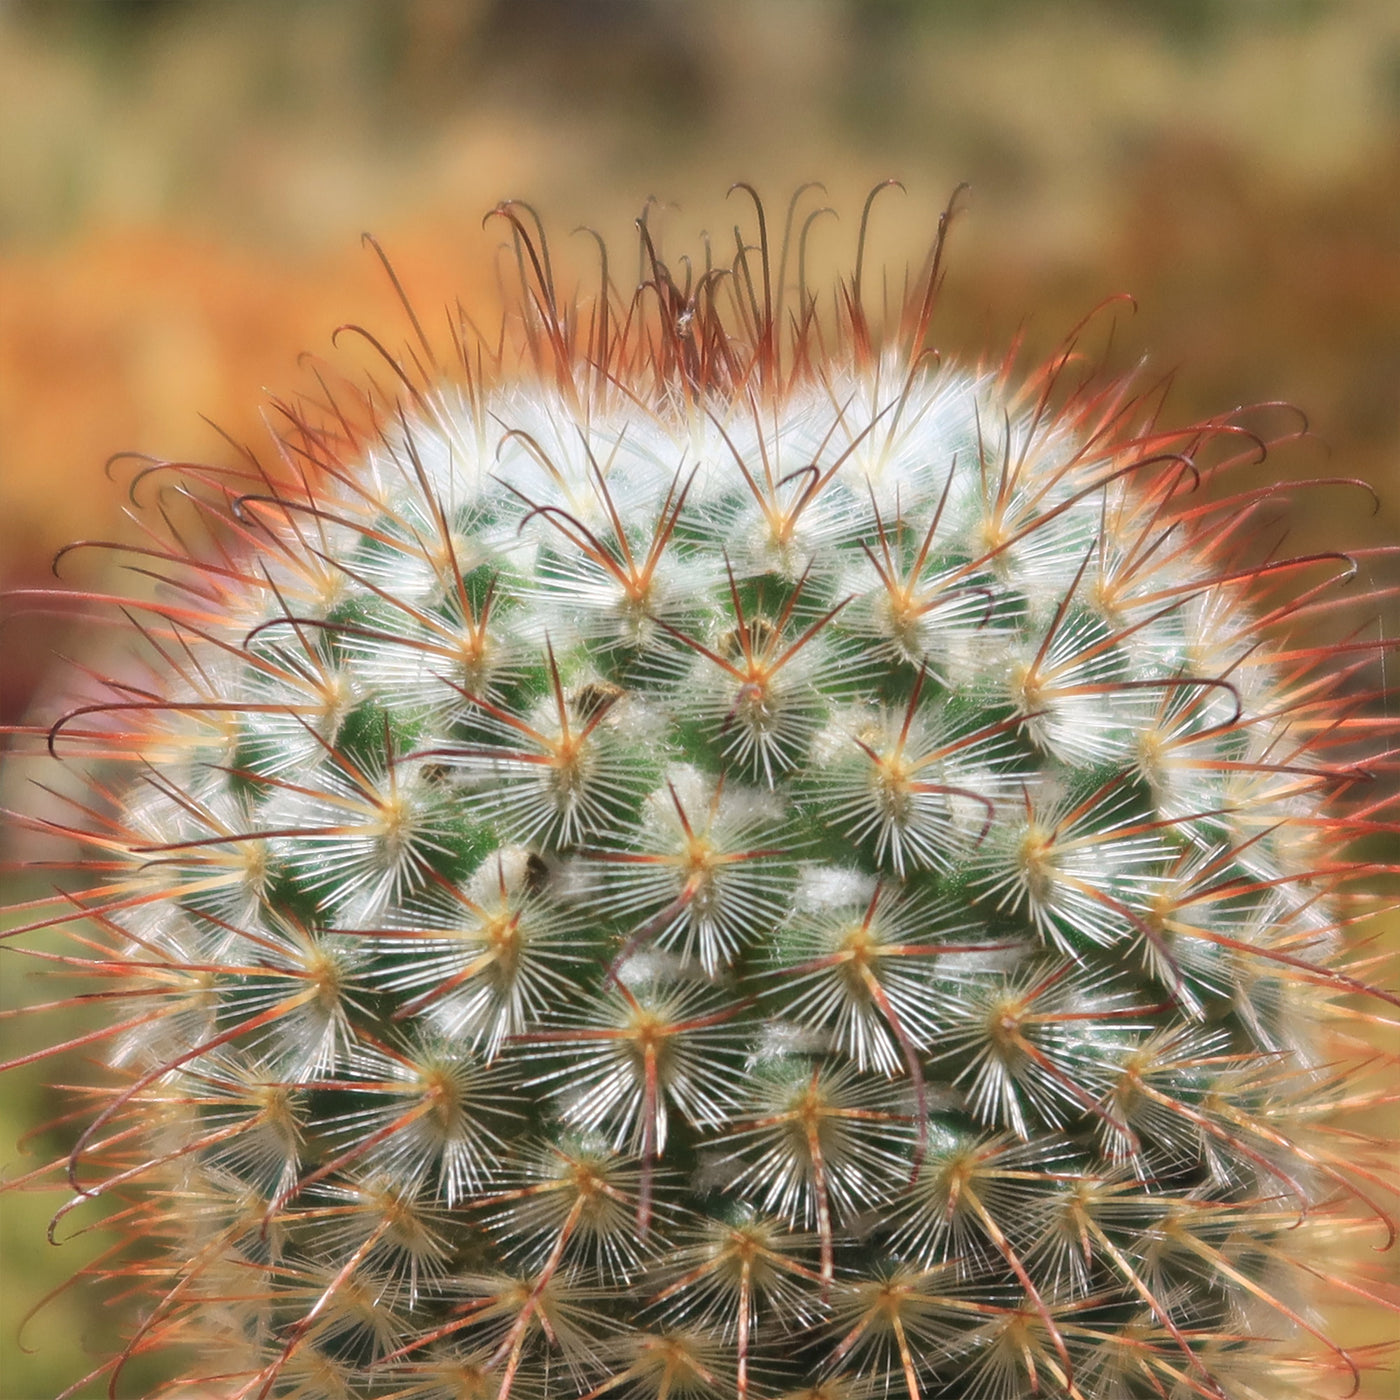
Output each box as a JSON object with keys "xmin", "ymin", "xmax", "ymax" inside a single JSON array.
[{"xmin": 2, "ymin": 187, "xmax": 1396, "ymax": 1400}]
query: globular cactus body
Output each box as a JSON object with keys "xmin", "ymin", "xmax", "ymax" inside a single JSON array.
[{"xmin": 3, "ymin": 193, "xmax": 1395, "ymax": 1400}]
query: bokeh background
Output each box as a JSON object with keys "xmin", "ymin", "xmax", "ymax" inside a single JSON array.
[{"xmin": 1, "ymin": 1, "xmax": 1396, "ymax": 1396}]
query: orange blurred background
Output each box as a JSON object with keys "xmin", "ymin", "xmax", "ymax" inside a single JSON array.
[{"xmin": 1, "ymin": 2, "xmax": 1397, "ymax": 1395}]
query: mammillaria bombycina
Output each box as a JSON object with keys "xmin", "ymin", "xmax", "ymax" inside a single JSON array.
[{"xmin": 3, "ymin": 188, "xmax": 1396, "ymax": 1400}]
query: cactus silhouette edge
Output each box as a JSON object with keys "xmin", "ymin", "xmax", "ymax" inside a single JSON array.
[{"xmin": 3, "ymin": 188, "xmax": 1396, "ymax": 1400}]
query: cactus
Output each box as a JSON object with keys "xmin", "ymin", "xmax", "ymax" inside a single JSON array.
[{"xmin": 3, "ymin": 188, "xmax": 1395, "ymax": 1400}]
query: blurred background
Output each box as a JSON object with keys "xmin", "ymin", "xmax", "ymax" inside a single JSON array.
[{"xmin": 1, "ymin": 1, "xmax": 1396, "ymax": 1395}]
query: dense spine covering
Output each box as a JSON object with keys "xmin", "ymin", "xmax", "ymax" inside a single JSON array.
[{"xmin": 3, "ymin": 189, "xmax": 1396, "ymax": 1400}]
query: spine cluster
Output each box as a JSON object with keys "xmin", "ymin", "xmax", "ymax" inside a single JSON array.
[{"xmin": 3, "ymin": 192, "xmax": 1395, "ymax": 1400}]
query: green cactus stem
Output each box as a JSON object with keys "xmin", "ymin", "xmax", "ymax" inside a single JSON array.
[{"xmin": 3, "ymin": 188, "xmax": 1396, "ymax": 1400}]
